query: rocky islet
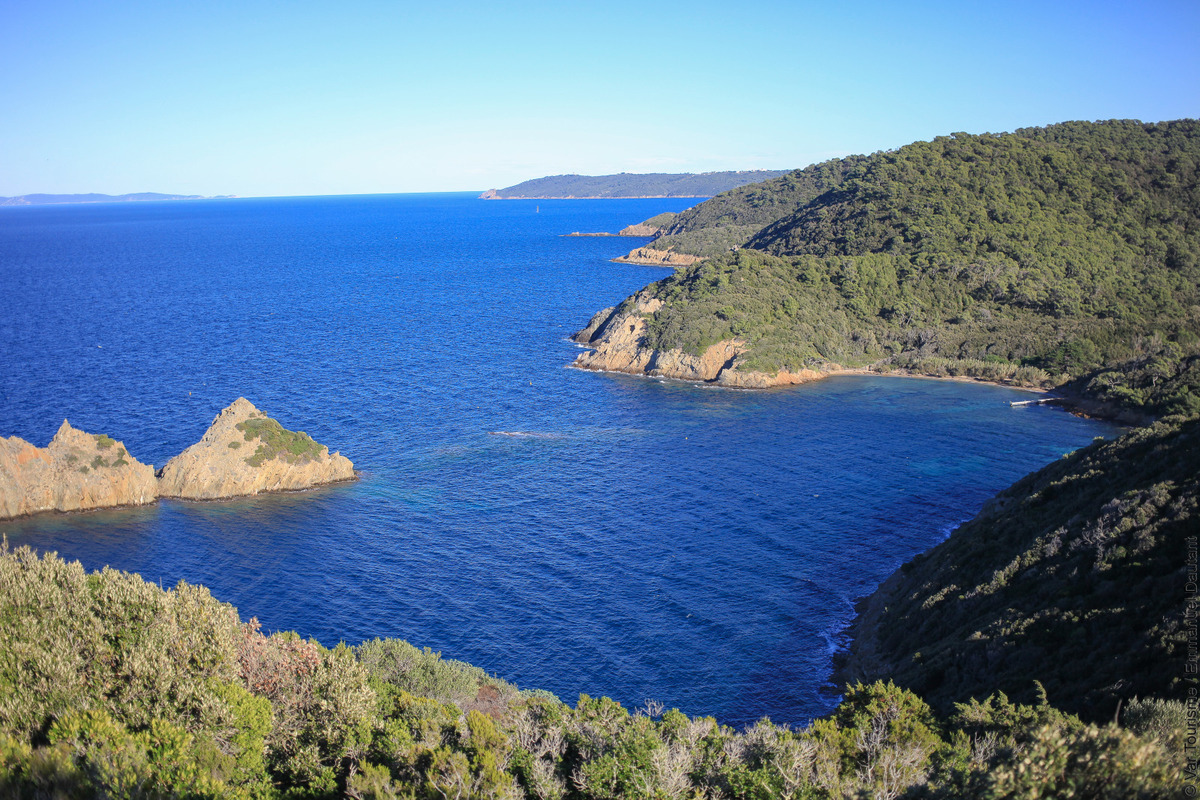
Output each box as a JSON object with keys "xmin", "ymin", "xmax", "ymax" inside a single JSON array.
[
  {"xmin": 158, "ymin": 397, "xmax": 355, "ymax": 500},
  {"xmin": 0, "ymin": 398, "xmax": 355, "ymax": 520},
  {"xmin": 0, "ymin": 422, "xmax": 157, "ymax": 519}
]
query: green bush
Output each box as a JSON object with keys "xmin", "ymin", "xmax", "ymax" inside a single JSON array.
[
  {"xmin": 0, "ymin": 539, "xmax": 1185, "ymax": 799},
  {"xmin": 236, "ymin": 417, "xmax": 325, "ymax": 467}
]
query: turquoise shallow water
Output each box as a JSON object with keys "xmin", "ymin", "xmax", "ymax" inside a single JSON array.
[{"xmin": 0, "ymin": 194, "xmax": 1121, "ymax": 727}]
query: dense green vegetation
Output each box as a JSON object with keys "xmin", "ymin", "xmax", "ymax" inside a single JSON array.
[
  {"xmin": 615, "ymin": 120, "xmax": 1200, "ymax": 418},
  {"xmin": 485, "ymin": 171, "xmax": 790, "ymax": 199},
  {"xmin": 637, "ymin": 212, "xmax": 678, "ymax": 230},
  {"xmin": 646, "ymin": 159, "xmax": 864, "ymax": 258},
  {"xmin": 840, "ymin": 413, "xmax": 1197, "ymax": 722},
  {"xmin": 0, "ymin": 540, "xmax": 1183, "ymax": 798},
  {"xmin": 236, "ymin": 418, "xmax": 326, "ymax": 467}
]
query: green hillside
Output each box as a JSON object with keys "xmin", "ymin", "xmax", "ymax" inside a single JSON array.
[
  {"xmin": 607, "ymin": 120, "xmax": 1200, "ymax": 419},
  {"xmin": 645, "ymin": 157, "xmax": 863, "ymax": 257},
  {"xmin": 839, "ymin": 414, "xmax": 1198, "ymax": 721}
]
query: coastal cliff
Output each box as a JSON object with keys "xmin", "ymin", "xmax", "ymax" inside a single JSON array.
[
  {"xmin": 616, "ymin": 223, "xmax": 662, "ymax": 237},
  {"xmin": 610, "ymin": 247, "xmax": 702, "ymax": 267},
  {"xmin": 617, "ymin": 212, "xmax": 678, "ymax": 237},
  {"xmin": 571, "ymin": 291, "xmax": 830, "ymax": 387},
  {"xmin": 157, "ymin": 398, "xmax": 355, "ymax": 500},
  {"xmin": 0, "ymin": 421, "xmax": 157, "ymax": 519}
]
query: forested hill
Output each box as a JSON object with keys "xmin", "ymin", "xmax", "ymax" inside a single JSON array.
[
  {"xmin": 480, "ymin": 170, "xmax": 789, "ymax": 199},
  {"xmin": 839, "ymin": 413, "xmax": 1198, "ymax": 721},
  {"xmin": 588, "ymin": 119, "xmax": 1200, "ymax": 419}
]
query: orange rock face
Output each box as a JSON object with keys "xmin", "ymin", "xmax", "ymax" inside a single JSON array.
[
  {"xmin": 156, "ymin": 398, "xmax": 355, "ymax": 500},
  {"xmin": 611, "ymin": 247, "xmax": 702, "ymax": 267},
  {"xmin": 1, "ymin": 399, "xmax": 356, "ymax": 518},
  {"xmin": 0, "ymin": 421, "xmax": 157, "ymax": 519},
  {"xmin": 570, "ymin": 292, "xmax": 831, "ymax": 388}
]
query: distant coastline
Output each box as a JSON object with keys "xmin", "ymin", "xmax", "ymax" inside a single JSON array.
[
  {"xmin": 482, "ymin": 170, "xmax": 790, "ymax": 200},
  {"xmin": 0, "ymin": 192, "xmax": 232, "ymax": 206},
  {"xmin": 482, "ymin": 190, "xmax": 712, "ymax": 200}
]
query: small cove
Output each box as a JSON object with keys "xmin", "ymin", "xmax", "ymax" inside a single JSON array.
[{"xmin": 0, "ymin": 194, "xmax": 1122, "ymax": 727}]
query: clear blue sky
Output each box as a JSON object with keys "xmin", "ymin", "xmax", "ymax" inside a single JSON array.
[{"xmin": 2, "ymin": 0, "xmax": 1197, "ymax": 197}]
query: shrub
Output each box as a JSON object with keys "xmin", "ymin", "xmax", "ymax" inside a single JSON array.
[
  {"xmin": 235, "ymin": 417, "xmax": 325, "ymax": 467},
  {"xmin": 978, "ymin": 723, "xmax": 1176, "ymax": 799}
]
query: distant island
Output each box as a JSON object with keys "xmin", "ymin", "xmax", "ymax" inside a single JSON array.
[
  {"xmin": 0, "ymin": 192, "xmax": 228, "ymax": 206},
  {"xmin": 480, "ymin": 170, "xmax": 790, "ymax": 199}
]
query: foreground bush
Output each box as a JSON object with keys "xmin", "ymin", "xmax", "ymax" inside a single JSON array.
[{"xmin": 0, "ymin": 542, "xmax": 1181, "ymax": 798}]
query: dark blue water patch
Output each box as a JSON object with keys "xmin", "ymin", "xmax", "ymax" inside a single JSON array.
[{"xmin": 0, "ymin": 195, "xmax": 1121, "ymax": 728}]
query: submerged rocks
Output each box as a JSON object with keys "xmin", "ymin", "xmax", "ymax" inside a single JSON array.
[
  {"xmin": 157, "ymin": 398, "xmax": 355, "ymax": 500},
  {"xmin": 0, "ymin": 421, "xmax": 156, "ymax": 519},
  {"xmin": 0, "ymin": 399, "xmax": 356, "ymax": 519}
]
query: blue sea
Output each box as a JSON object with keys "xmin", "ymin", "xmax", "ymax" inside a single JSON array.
[{"xmin": 0, "ymin": 193, "xmax": 1120, "ymax": 727}]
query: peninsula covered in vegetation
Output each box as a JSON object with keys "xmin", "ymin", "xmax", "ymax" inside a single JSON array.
[
  {"xmin": 480, "ymin": 171, "xmax": 789, "ymax": 199},
  {"xmin": 574, "ymin": 119, "xmax": 1200, "ymax": 422}
]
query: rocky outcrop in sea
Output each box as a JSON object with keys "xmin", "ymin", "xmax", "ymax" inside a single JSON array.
[
  {"xmin": 0, "ymin": 421, "xmax": 157, "ymax": 519},
  {"xmin": 0, "ymin": 399, "xmax": 356, "ymax": 519},
  {"xmin": 157, "ymin": 398, "xmax": 355, "ymax": 500}
]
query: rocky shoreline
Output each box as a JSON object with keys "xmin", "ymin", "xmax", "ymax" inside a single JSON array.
[
  {"xmin": 570, "ymin": 291, "xmax": 847, "ymax": 388},
  {"xmin": 0, "ymin": 398, "xmax": 355, "ymax": 520},
  {"xmin": 567, "ymin": 293, "xmax": 1146, "ymax": 420},
  {"xmin": 610, "ymin": 247, "xmax": 702, "ymax": 267}
]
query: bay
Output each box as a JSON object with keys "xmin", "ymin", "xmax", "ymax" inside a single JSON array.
[{"xmin": 0, "ymin": 193, "xmax": 1121, "ymax": 727}]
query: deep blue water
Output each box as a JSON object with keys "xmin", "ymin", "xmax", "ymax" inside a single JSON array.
[{"xmin": 0, "ymin": 193, "xmax": 1120, "ymax": 727}]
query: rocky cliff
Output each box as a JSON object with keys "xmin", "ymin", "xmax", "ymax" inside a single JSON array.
[
  {"xmin": 570, "ymin": 291, "xmax": 831, "ymax": 387},
  {"xmin": 616, "ymin": 223, "xmax": 664, "ymax": 237},
  {"xmin": 0, "ymin": 421, "xmax": 157, "ymax": 519},
  {"xmin": 611, "ymin": 247, "xmax": 702, "ymax": 267},
  {"xmin": 618, "ymin": 212, "xmax": 679, "ymax": 238},
  {"xmin": 156, "ymin": 398, "xmax": 355, "ymax": 500}
]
